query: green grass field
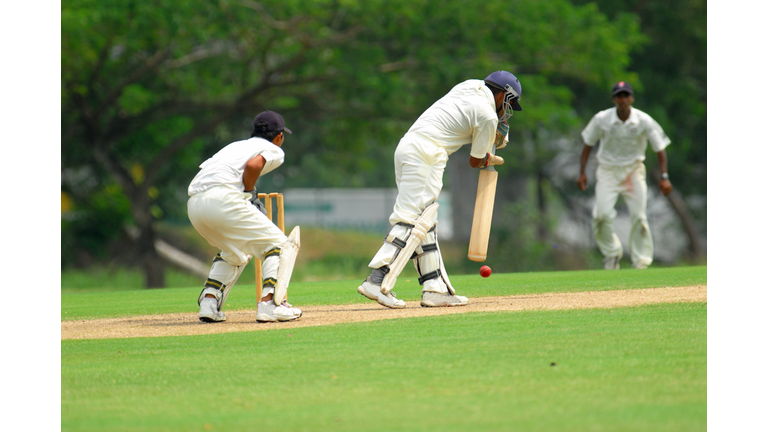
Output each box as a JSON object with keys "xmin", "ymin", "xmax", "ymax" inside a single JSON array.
[{"xmin": 62, "ymin": 266, "xmax": 707, "ymax": 431}]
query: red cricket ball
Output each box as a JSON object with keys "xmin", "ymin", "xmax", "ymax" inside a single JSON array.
[{"xmin": 479, "ymin": 265, "xmax": 492, "ymax": 278}]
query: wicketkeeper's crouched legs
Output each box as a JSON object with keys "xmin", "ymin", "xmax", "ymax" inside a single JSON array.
[
  {"xmin": 198, "ymin": 253, "xmax": 249, "ymax": 322},
  {"xmin": 256, "ymin": 226, "xmax": 303, "ymax": 323},
  {"xmin": 259, "ymin": 248, "xmax": 280, "ymax": 299}
]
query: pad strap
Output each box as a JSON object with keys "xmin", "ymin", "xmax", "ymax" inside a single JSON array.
[
  {"xmin": 204, "ymin": 278, "xmax": 224, "ymax": 291},
  {"xmin": 385, "ymin": 234, "xmax": 407, "ymax": 249},
  {"xmin": 418, "ymin": 269, "xmax": 441, "ymax": 285},
  {"xmin": 411, "ymin": 243, "xmax": 438, "ymax": 259},
  {"xmin": 384, "ymin": 222, "xmax": 424, "ymax": 249}
]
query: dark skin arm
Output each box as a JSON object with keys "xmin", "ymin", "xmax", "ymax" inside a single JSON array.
[
  {"xmin": 243, "ymin": 155, "xmax": 266, "ymax": 191},
  {"xmin": 656, "ymin": 149, "xmax": 672, "ymax": 196},
  {"xmin": 577, "ymin": 144, "xmax": 592, "ymax": 191},
  {"xmin": 243, "ymin": 132, "xmax": 284, "ymax": 191}
]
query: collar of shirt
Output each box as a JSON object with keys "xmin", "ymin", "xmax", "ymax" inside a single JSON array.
[{"xmin": 610, "ymin": 107, "xmax": 639, "ymax": 125}]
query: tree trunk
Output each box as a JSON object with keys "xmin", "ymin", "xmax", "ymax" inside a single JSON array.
[
  {"xmin": 130, "ymin": 198, "xmax": 166, "ymax": 288},
  {"xmin": 650, "ymin": 169, "xmax": 704, "ymax": 260},
  {"xmin": 536, "ymin": 169, "xmax": 548, "ymax": 241},
  {"xmin": 137, "ymin": 221, "xmax": 166, "ymax": 288}
]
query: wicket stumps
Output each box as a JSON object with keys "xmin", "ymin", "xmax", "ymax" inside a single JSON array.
[{"xmin": 255, "ymin": 193, "xmax": 285, "ymax": 303}]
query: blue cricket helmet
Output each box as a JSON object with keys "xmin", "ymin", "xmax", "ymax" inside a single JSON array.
[{"xmin": 484, "ymin": 71, "xmax": 523, "ymax": 116}]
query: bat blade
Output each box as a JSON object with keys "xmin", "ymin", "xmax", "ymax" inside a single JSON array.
[{"xmin": 467, "ymin": 167, "xmax": 498, "ymax": 262}]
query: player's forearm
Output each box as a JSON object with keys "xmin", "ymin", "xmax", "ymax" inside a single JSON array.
[
  {"xmin": 579, "ymin": 145, "xmax": 592, "ymax": 174},
  {"xmin": 243, "ymin": 155, "xmax": 266, "ymax": 191},
  {"xmin": 656, "ymin": 150, "xmax": 668, "ymax": 176}
]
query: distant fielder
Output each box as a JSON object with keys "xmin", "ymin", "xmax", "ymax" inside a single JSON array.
[
  {"xmin": 577, "ymin": 82, "xmax": 673, "ymax": 270},
  {"xmin": 358, "ymin": 71, "xmax": 523, "ymax": 308},
  {"xmin": 187, "ymin": 110, "xmax": 302, "ymax": 323}
]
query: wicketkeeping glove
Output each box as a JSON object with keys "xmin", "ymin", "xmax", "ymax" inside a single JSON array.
[{"xmin": 246, "ymin": 190, "xmax": 267, "ymax": 215}]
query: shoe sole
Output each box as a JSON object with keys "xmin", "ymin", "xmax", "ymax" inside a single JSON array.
[
  {"xmin": 357, "ymin": 286, "xmax": 405, "ymax": 309},
  {"xmin": 257, "ymin": 311, "xmax": 303, "ymax": 323},
  {"xmin": 420, "ymin": 301, "xmax": 468, "ymax": 308},
  {"xmin": 277, "ymin": 311, "xmax": 303, "ymax": 322},
  {"xmin": 199, "ymin": 315, "xmax": 225, "ymax": 323}
]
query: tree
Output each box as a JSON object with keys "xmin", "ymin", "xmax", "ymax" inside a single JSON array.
[
  {"xmin": 62, "ymin": 0, "xmax": 366, "ymax": 286},
  {"xmin": 62, "ymin": 0, "xmax": 644, "ymax": 286}
]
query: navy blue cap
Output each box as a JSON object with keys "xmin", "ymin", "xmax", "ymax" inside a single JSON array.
[
  {"xmin": 252, "ymin": 110, "xmax": 292, "ymax": 135},
  {"xmin": 612, "ymin": 81, "xmax": 634, "ymax": 96}
]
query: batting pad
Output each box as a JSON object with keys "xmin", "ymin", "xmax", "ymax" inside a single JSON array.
[
  {"xmin": 381, "ymin": 202, "xmax": 439, "ymax": 294},
  {"xmin": 198, "ymin": 255, "xmax": 250, "ymax": 310},
  {"xmin": 435, "ymin": 232, "xmax": 456, "ymax": 295},
  {"xmin": 273, "ymin": 226, "xmax": 300, "ymax": 305},
  {"xmin": 413, "ymin": 230, "xmax": 455, "ymax": 295}
]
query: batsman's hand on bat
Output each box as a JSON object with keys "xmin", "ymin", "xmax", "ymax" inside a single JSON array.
[
  {"xmin": 483, "ymin": 152, "xmax": 504, "ymax": 167},
  {"xmin": 246, "ymin": 189, "xmax": 268, "ymax": 215},
  {"xmin": 494, "ymin": 121, "xmax": 509, "ymax": 150},
  {"xmin": 577, "ymin": 173, "xmax": 588, "ymax": 191}
]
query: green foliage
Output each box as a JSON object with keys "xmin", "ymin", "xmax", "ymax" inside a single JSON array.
[
  {"xmin": 62, "ymin": 302, "xmax": 706, "ymax": 431},
  {"xmin": 61, "ymin": 183, "xmax": 132, "ymax": 267},
  {"xmin": 570, "ymin": 0, "xmax": 707, "ymax": 195},
  {"xmin": 62, "ymin": 0, "xmax": 703, "ymax": 277}
]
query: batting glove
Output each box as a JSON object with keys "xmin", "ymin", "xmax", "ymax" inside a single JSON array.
[
  {"xmin": 483, "ymin": 153, "xmax": 505, "ymax": 167},
  {"xmin": 494, "ymin": 122, "xmax": 509, "ymax": 150},
  {"xmin": 246, "ymin": 190, "xmax": 267, "ymax": 215}
]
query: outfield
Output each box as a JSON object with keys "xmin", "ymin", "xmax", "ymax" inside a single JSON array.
[{"xmin": 62, "ymin": 266, "xmax": 706, "ymax": 431}]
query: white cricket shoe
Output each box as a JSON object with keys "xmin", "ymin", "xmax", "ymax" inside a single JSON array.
[
  {"xmin": 199, "ymin": 297, "xmax": 226, "ymax": 322},
  {"xmin": 256, "ymin": 300, "xmax": 302, "ymax": 322},
  {"xmin": 420, "ymin": 291, "xmax": 468, "ymax": 307},
  {"xmin": 357, "ymin": 277, "xmax": 405, "ymax": 309},
  {"xmin": 632, "ymin": 262, "xmax": 648, "ymax": 269},
  {"xmin": 603, "ymin": 255, "xmax": 621, "ymax": 270}
]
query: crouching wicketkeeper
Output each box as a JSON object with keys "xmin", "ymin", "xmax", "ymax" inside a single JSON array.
[{"xmin": 187, "ymin": 110, "xmax": 302, "ymax": 323}]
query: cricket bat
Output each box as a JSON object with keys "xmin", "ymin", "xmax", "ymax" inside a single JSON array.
[{"xmin": 467, "ymin": 156, "xmax": 499, "ymax": 262}]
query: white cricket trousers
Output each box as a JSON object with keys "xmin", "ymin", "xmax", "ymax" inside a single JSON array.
[
  {"xmin": 368, "ymin": 137, "xmax": 450, "ymax": 293},
  {"xmin": 592, "ymin": 161, "xmax": 653, "ymax": 266},
  {"xmin": 188, "ymin": 187, "xmax": 286, "ymax": 285}
]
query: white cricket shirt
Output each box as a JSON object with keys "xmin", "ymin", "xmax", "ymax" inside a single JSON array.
[
  {"xmin": 404, "ymin": 79, "xmax": 499, "ymax": 158},
  {"xmin": 188, "ymin": 137, "xmax": 285, "ymax": 195},
  {"xmin": 581, "ymin": 106, "xmax": 671, "ymax": 166}
]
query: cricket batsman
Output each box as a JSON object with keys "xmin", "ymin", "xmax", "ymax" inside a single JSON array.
[{"xmin": 357, "ymin": 71, "xmax": 523, "ymax": 308}]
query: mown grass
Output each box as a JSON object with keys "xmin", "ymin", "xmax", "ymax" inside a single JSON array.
[
  {"xmin": 62, "ymin": 266, "xmax": 706, "ymax": 321},
  {"xmin": 62, "ymin": 302, "xmax": 706, "ymax": 432}
]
